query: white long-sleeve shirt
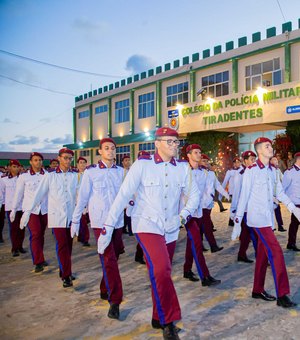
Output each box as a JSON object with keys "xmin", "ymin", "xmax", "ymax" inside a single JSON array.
[
  {"xmin": 0, "ymin": 174, "xmax": 22, "ymax": 211},
  {"xmin": 282, "ymin": 164, "xmax": 300, "ymax": 205},
  {"xmin": 236, "ymin": 159, "xmax": 296, "ymax": 228},
  {"xmin": 11, "ymin": 168, "xmax": 48, "ymax": 215}
]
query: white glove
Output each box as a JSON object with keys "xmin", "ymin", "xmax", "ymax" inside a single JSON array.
[
  {"xmin": 231, "ymin": 218, "xmax": 241, "ymax": 241},
  {"xmin": 71, "ymin": 221, "xmax": 80, "ymax": 238},
  {"xmin": 292, "ymin": 207, "xmax": 300, "ymax": 222},
  {"xmin": 10, "ymin": 210, "xmax": 16, "ymax": 223},
  {"xmin": 165, "ymin": 215, "xmax": 181, "ymax": 234},
  {"xmin": 20, "ymin": 211, "xmax": 30, "ymax": 230},
  {"xmin": 97, "ymin": 226, "xmax": 114, "ymax": 254}
]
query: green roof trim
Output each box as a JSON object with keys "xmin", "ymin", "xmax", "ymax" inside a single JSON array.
[
  {"xmin": 214, "ymin": 45, "xmax": 222, "ymax": 55},
  {"xmin": 98, "ymin": 88, "xmax": 102, "ymax": 94},
  {"xmin": 266, "ymin": 26, "xmax": 276, "ymax": 38},
  {"xmin": 282, "ymin": 21, "xmax": 292, "ymax": 33},
  {"xmin": 141, "ymin": 71, "xmax": 147, "ymax": 79},
  {"xmin": 203, "ymin": 49, "xmax": 210, "ymax": 58},
  {"xmin": 109, "ymin": 84, "xmax": 114, "ymax": 90},
  {"xmin": 103, "ymin": 86, "xmax": 108, "ymax": 92},
  {"xmin": 252, "ymin": 32, "xmax": 261, "ymax": 43},
  {"xmin": 127, "ymin": 77, "xmax": 132, "ymax": 84},
  {"xmin": 226, "ymin": 41, "xmax": 234, "ymax": 51},
  {"xmin": 238, "ymin": 36, "xmax": 247, "ymax": 47},
  {"xmin": 165, "ymin": 63, "xmax": 171, "ymax": 71},
  {"xmin": 121, "ymin": 79, "xmax": 126, "ymax": 86},
  {"xmin": 148, "ymin": 69, "xmax": 154, "ymax": 77},
  {"xmin": 134, "ymin": 74, "xmax": 139, "ymax": 81},
  {"xmin": 173, "ymin": 59, "xmax": 180, "ymax": 68},
  {"xmin": 192, "ymin": 53, "xmax": 199, "ymax": 62},
  {"xmin": 115, "ymin": 81, "xmax": 120, "ymax": 88},
  {"xmin": 156, "ymin": 66, "xmax": 162, "ymax": 74},
  {"xmin": 183, "ymin": 56, "xmax": 189, "ymax": 65}
]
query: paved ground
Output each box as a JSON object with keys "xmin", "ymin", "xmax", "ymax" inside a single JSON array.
[{"xmin": 0, "ymin": 203, "xmax": 299, "ymax": 340}]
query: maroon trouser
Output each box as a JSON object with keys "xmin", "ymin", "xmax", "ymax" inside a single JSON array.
[
  {"xmin": 238, "ymin": 218, "xmax": 252, "ymax": 259},
  {"xmin": 93, "ymin": 228, "xmax": 123, "ymax": 304},
  {"xmin": 7, "ymin": 211, "xmax": 25, "ymax": 252},
  {"xmin": 27, "ymin": 213, "xmax": 47, "ymax": 265},
  {"xmin": 52, "ymin": 228, "xmax": 73, "ymax": 280},
  {"xmin": 253, "ymin": 227, "xmax": 290, "ymax": 298},
  {"xmin": 136, "ymin": 233, "xmax": 181, "ymax": 325},
  {"xmin": 78, "ymin": 213, "xmax": 90, "ymax": 244},
  {"xmin": 184, "ymin": 217, "xmax": 209, "ymax": 279},
  {"xmin": 287, "ymin": 204, "xmax": 300, "ymax": 247},
  {"xmin": 0, "ymin": 204, "xmax": 5, "ymax": 239},
  {"xmin": 201, "ymin": 208, "xmax": 217, "ymax": 248}
]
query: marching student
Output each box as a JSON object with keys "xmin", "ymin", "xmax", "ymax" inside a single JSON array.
[
  {"xmin": 76, "ymin": 156, "xmax": 90, "ymax": 247},
  {"xmin": 71, "ymin": 138, "xmax": 124, "ymax": 309},
  {"xmin": 183, "ymin": 144, "xmax": 221, "ymax": 286},
  {"xmin": 20, "ymin": 148, "xmax": 78, "ymax": 288},
  {"xmin": 10, "ymin": 152, "xmax": 48, "ymax": 272},
  {"xmin": 232, "ymin": 137, "xmax": 300, "ymax": 308},
  {"xmin": 97, "ymin": 127, "xmax": 199, "ymax": 339},
  {"xmin": 201, "ymin": 154, "xmax": 230, "ymax": 252},
  {"xmin": 230, "ymin": 150, "xmax": 257, "ymax": 263},
  {"xmin": 0, "ymin": 160, "xmax": 25, "ymax": 256},
  {"xmin": 282, "ymin": 151, "xmax": 300, "ymax": 251},
  {"xmin": 121, "ymin": 155, "xmax": 132, "ymax": 235}
]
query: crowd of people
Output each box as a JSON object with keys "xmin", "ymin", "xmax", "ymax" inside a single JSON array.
[{"xmin": 0, "ymin": 128, "xmax": 299, "ymax": 340}]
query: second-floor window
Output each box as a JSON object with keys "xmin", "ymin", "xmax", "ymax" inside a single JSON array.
[
  {"xmin": 201, "ymin": 71, "xmax": 229, "ymax": 98},
  {"xmin": 115, "ymin": 99, "xmax": 130, "ymax": 123},
  {"xmin": 167, "ymin": 81, "xmax": 189, "ymax": 107},
  {"xmin": 95, "ymin": 104, "xmax": 108, "ymax": 114},
  {"xmin": 138, "ymin": 92, "xmax": 155, "ymax": 118},
  {"xmin": 78, "ymin": 110, "xmax": 89, "ymax": 119}
]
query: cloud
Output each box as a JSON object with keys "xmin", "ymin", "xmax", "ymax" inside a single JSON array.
[
  {"xmin": 43, "ymin": 134, "xmax": 73, "ymax": 144},
  {"xmin": 9, "ymin": 135, "xmax": 39, "ymax": 145},
  {"xmin": 0, "ymin": 142, "xmax": 14, "ymax": 151},
  {"xmin": 72, "ymin": 17, "xmax": 109, "ymax": 43},
  {"xmin": 2, "ymin": 117, "xmax": 19, "ymax": 124},
  {"xmin": 125, "ymin": 54, "xmax": 155, "ymax": 75}
]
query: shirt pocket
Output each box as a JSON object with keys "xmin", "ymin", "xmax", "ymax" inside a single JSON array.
[
  {"xmin": 142, "ymin": 178, "xmax": 161, "ymax": 196},
  {"xmin": 94, "ymin": 181, "xmax": 106, "ymax": 193}
]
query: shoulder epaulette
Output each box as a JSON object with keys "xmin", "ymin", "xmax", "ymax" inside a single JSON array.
[
  {"xmin": 87, "ymin": 164, "xmax": 97, "ymax": 169},
  {"xmin": 248, "ymin": 164, "xmax": 257, "ymax": 169},
  {"xmin": 176, "ymin": 159, "xmax": 188, "ymax": 163},
  {"xmin": 1, "ymin": 173, "xmax": 8, "ymax": 178},
  {"xmin": 72, "ymin": 168, "xmax": 79, "ymax": 173},
  {"xmin": 239, "ymin": 169, "xmax": 245, "ymax": 175},
  {"xmin": 47, "ymin": 168, "xmax": 56, "ymax": 173},
  {"xmin": 138, "ymin": 155, "xmax": 152, "ymax": 160}
]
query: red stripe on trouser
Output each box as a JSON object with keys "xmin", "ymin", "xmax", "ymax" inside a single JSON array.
[
  {"xmin": 202, "ymin": 209, "xmax": 217, "ymax": 248},
  {"xmin": 7, "ymin": 210, "xmax": 25, "ymax": 252},
  {"xmin": 253, "ymin": 227, "xmax": 290, "ymax": 297},
  {"xmin": 27, "ymin": 213, "xmax": 47, "ymax": 265},
  {"xmin": 184, "ymin": 217, "xmax": 210, "ymax": 277},
  {"xmin": 52, "ymin": 228, "xmax": 73, "ymax": 280},
  {"xmin": 288, "ymin": 204, "xmax": 300, "ymax": 246},
  {"xmin": 137, "ymin": 233, "xmax": 181, "ymax": 324},
  {"xmin": 78, "ymin": 213, "xmax": 90, "ymax": 243},
  {"xmin": 93, "ymin": 228, "xmax": 123, "ymax": 304},
  {"xmin": 238, "ymin": 218, "xmax": 252, "ymax": 258}
]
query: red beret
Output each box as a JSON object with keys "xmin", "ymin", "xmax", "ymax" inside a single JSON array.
[
  {"xmin": 233, "ymin": 157, "xmax": 241, "ymax": 162},
  {"xmin": 50, "ymin": 159, "xmax": 59, "ymax": 164},
  {"xmin": 138, "ymin": 150, "xmax": 150, "ymax": 157},
  {"xmin": 30, "ymin": 152, "xmax": 44, "ymax": 160},
  {"xmin": 254, "ymin": 137, "xmax": 272, "ymax": 146},
  {"xmin": 9, "ymin": 159, "xmax": 21, "ymax": 166},
  {"xmin": 121, "ymin": 155, "xmax": 130, "ymax": 161},
  {"xmin": 186, "ymin": 144, "xmax": 201, "ymax": 153},
  {"xmin": 58, "ymin": 148, "xmax": 74, "ymax": 156},
  {"xmin": 100, "ymin": 138, "xmax": 116, "ymax": 147},
  {"xmin": 155, "ymin": 127, "xmax": 178, "ymax": 138},
  {"xmin": 77, "ymin": 157, "xmax": 87, "ymax": 163},
  {"xmin": 294, "ymin": 152, "xmax": 300, "ymax": 158},
  {"xmin": 201, "ymin": 154, "xmax": 210, "ymax": 160},
  {"xmin": 241, "ymin": 150, "xmax": 256, "ymax": 159}
]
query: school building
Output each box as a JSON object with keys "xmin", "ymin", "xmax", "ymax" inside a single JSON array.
[{"xmin": 65, "ymin": 19, "xmax": 300, "ymax": 165}]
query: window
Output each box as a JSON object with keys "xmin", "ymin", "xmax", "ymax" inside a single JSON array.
[
  {"xmin": 138, "ymin": 92, "xmax": 155, "ymax": 118},
  {"xmin": 95, "ymin": 104, "xmax": 108, "ymax": 115},
  {"xmin": 139, "ymin": 142, "xmax": 155, "ymax": 154},
  {"xmin": 245, "ymin": 58, "xmax": 281, "ymax": 91},
  {"xmin": 201, "ymin": 71, "xmax": 229, "ymax": 98},
  {"xmin": 79, "ymin": 150, "xmax": 90, "ymax": 157},
  {"xmin": 116, "ymin": 145, "xmax": 130, "ymax": 165},
  {"xmin": 78, "ymin": 110, "xmax": 89, "ymax": 119},
  {"xmin": 166, "ymin": 82, "xmax": 189, "ymax": 107},
  {"xmin": 115, "ymin": 99, "xmax": 130, "ymax": 123}
]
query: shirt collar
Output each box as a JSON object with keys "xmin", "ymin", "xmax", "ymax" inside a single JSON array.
[
  {"xmin": 153, "ymin": 152, "xmax": 176, "ymax": 166},
  {"xmin": 56, "ymin": 166, "xmax": 73, "ymax": 173},
  {"xmin": 294, "ymin": 164, "xmax": 300, "ymax": 171},
  {"xmin": 30, "ymin": 167, "xmax": 45, "ymax": 175},
  {"xmin": 98, "ymin": 160, "xmax": 117, "ymax": 169},
  {"xmin": 256, "ymin": 159, "xmax": 272, "ymax": 170}
]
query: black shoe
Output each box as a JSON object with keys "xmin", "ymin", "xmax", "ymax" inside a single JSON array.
[
  {"xmin": 278, "ymin": 226, "xmax": 286, "ymax": 232},
  {"xmin": 163, "ymin": 323, "xmax": 180, "ymax": 340},
  {"xmin": 183, "ymin": 270, "xmax": 199, "ymax": 282},
  {"xmin": 212, "ymin": 228, "xmax": 217, "ymax": 232},
  {"xmin": 100, "ymin": 292, "xmax": 108, "ymax": 300},
  {"xmin": 12, "ymin": 250, "xmax": 20, "ymax": 257},
  {"xmin": 0, "ymin": 237, "xmax": 4, "ymax": 243},
  {"xmin": 238, "ymin": 256, "xmax": 254, "ymax": 263},
  {"xmin": 228, "ymin": 218, "xmax": 234, "ymax": 227},
  {"xmin": 202, "ymin": 276, "xmax": 221, "ymax": 287},
  {"xmin": 152, "ymin": 319, "xmax": 181, "ymax": 333},
  {"xmin": 19, "ymin": 248, "xmax": 27, "ymax": 254},
  {"xmin": 35, "ymin": 264, "xmax": 44, "ymax": 273},
  {"xmin": 82, "ymin": 241, "xmax": 91, "ymax": 247},
  {"xmin": 119, "ymin": 249, "xmax": 125, "ymax": 254},
  {"xmin": 108, "ymin": 303, "xmax": 119, "ymax": 319},
  {"xmin": 70, "ymin": 275, "xmax": 76, "ymax": 281},
  {"xmin": 287, "ymin": 244, "xmax": 300, "ymax": 251},
  {"xmin": 123, "ymin": 229, "xmax": 129, "ymax": 234},
  {"xmin": 277, "ymin": 295, "xmax": 297, "ymax": 308},
  {"xmin": 211, "ymin": 245, "xmax": 224, "ymax": 253},
  {"xmin": 128, "ymin": 232, "xmax": 134, "ymax": 236},
  {"xmin": 202, "ymin": 246, "xmax": 209, "ymax": 252},
  {"xmin": 220, "ymin": 208, "xmax": 228, "ymax": 212},
  {"xmin": 135, "ymin": 256, "xmax": 146, "ymax": 264},
  {"xmin": 63, "ymin": 277, "xmax": 73, "ymax": 288},
  {"xmin": 252, "ymin": 291, "xmax": 276, "ymax": 301},
  {"xmin": 42, "ymin": 261, "xmax": 49, "ymax": 266}
]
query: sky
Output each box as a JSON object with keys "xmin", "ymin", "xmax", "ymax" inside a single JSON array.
[{"xmin": 0, "ymin": 0, "xmax": 300, "ymax": 153}]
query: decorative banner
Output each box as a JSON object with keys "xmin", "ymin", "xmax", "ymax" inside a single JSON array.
[{"xmin": 168, "ymin": 109, "xmax": 179, "ymax": 130}]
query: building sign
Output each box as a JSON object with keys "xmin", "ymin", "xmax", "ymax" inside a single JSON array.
[
  {"xmin": 286, "ymin": 105, "xmax": 300, "ymax": 114},
  {"xmin": 168, "ymin": 109, "xmax": 179, "ymax": 130}
]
